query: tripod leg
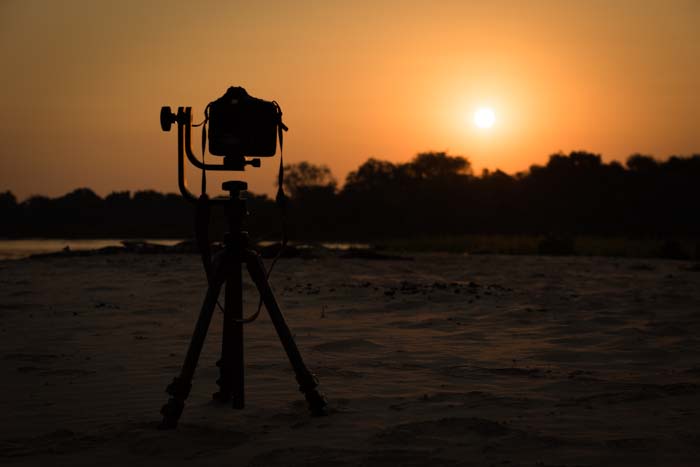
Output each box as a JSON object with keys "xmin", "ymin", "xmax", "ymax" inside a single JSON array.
[
  {"xmin": 160, "ymin": 279, "xmax": 224, "ymax": 429},
  {"xmin": 214, "ymin": 261, "xmax": 245, "ymax": 408},
  {"xmin": 245, "ymin": 251, "xmax": 328, "ymax": 416}
]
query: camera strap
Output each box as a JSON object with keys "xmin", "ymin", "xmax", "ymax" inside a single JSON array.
[
  {"xmin": 273, "ymin": 102, "xmax": 289, "ymax": 245},
  {"xmin": 193, "ymin": 103, "xmax": 211, "ymax": 195},
  {"xmin": 195, "ymin": 193, "xmax": 212, "ymax": 282},
  {"xmin": 274, "ymin": 102, "xmax": 288, "ymax": 208},
  {"xmin": 276, "ymin": 126, "xmax": 286, "ymax": 207},
  {"xmin": 193, "ymin": 105, "xmax": 212, "ymax": 284}
]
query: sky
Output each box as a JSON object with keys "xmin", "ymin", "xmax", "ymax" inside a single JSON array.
[{"xmin": 1, "ymin": 0, "xmax": 699, "ymax": 200}]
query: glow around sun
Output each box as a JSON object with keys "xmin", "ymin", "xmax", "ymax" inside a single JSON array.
[{"xmin": 474, "ymin": 107, "xmax": 496, "ymax": 129}]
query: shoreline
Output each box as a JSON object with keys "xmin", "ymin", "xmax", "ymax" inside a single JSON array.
[{"xmin": 2, "ymin": 235, "xmax": 699, "ymax": 263}]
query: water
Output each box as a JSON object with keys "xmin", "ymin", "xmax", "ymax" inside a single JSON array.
[
  {"xmin": 257, "ymin": 241, "xmax": 371, "ymax": 251},
  {"xmin": 0, "ymin": 239, "xmax": 183, "ymax": 260},
  {"xmin": 0, "ymin": 239, "xmax": 370, "ymax": 260}
]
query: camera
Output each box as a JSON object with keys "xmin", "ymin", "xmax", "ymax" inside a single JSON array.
[
  {"xmin": 159, "ymin": 86, "xmax": 289, "ymax": 200},
  {"xmin": 207, "ymin": 86, "xmax": 284, "ymax": 157}
]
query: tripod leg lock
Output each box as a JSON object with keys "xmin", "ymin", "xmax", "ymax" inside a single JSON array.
[
  {"xmin": 165, "ymin": 377, "xmax": 192, "ymax": 400},
  {"xmin": 297, "ymin": 372, "xmax": 319, "ymax": 392}
]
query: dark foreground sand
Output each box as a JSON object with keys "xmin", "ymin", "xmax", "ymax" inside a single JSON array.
[{"xmin": 1, "ymin": 252, "xmax": 699, "ymax": 466}]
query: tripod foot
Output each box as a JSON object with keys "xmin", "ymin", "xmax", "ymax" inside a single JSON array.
[
  {"xmin": 159, "ymin": 377, "xmax": 191, "ymax": 429},
  {"xmin": 212, "ymin": 364, "xmax": 232, "ymax": 403},
  {"xmin": 159, "ymin": 399, "xmax": 184, "ymax": 429},
  {"xmin": 213, "ymin": 358, "xmax": 245, "ymax": 408},
  {"xmin": 306, "ymin": 392, "xmax": 328, "ymax": 417},
  {"xmin": 211, "ymin": 390, "xmax": 231, "ymax": 403},
  {"xmin": 299, "ymin": 373, "xmax": 328, "ymax": 416},
  {"xmin": 231, "ymin": 394, "xmax": 244, "ymax": 409},
  {"xmin": 211, "ymin": 389, "xmax": 244, "ymax": 409}
]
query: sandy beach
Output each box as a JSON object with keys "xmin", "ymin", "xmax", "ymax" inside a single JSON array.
[{"xmin": 1, "ymin": 252, "xmax": 699, "ymax": 466}]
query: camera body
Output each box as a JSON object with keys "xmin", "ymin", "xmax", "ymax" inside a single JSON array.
[{"xmin": 207, "ymin": 86, "xmax": 281, "ymax": 157}]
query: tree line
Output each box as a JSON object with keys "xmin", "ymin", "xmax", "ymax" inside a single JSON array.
[
  {"xmin": 1, "ymin": 151, "xmax": 699, "ymax": 240},
  {"xmin": 0, "ymin": 189, "xmax": 277, "ymax": 240},
  {"xmin": 282, "ymin": 151, "xmax": 700, "ymax": 240}
]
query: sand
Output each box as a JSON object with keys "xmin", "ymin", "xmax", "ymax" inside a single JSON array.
[{"xmin": 1, "ymin": 252, "xmax": 699, "ymax": 466}]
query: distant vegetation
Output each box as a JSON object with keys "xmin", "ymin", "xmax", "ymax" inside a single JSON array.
[
  {"xmin": 280, "ymin": 151, "xmax": 700, "ymax": 237},
  {"xmin": 0, "ymin": 188, "xmax": 277, "ymax": 241},
  {"xmin": 1, "ymin": 151, "xmax": 699, "ymax": 257}
]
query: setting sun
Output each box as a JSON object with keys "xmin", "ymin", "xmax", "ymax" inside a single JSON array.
[{"xmin": 474, "ymin": 108, "xmax": 496, "ymax": 129}]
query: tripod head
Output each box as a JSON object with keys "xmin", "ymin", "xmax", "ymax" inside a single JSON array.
[
  {"xmin": 160, "ymin": 87, "xmax": 287, "ymax": 204},
  {"xmin": 222, "ymin": 180, "xmax": 249, "ymax": 201},
  {"xmin": 160, "ymin": 106, "xmax": 263, "ymax": 204}
]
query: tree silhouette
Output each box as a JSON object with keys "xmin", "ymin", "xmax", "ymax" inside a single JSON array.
[
  {"xmin": 1, "ymin": 151, "xmax": 699, "ymax": 242},
  {"xmin": 626, "ymin": 154, "xmax": 658, "ymax": 172},
  {"xmin": 282, "ymin": 162, "xmax": 337, "ymax": 199},
  {"xmin": 407, "ymin": 151, "xmax": 471, "ymax": 179},
  {"xmin": 343, "ymin": 158, "xmax": 400, "ymax": 194},
  {"xmin": 0, "ymin": 191, "xmax": 18, "ymax": 236}
]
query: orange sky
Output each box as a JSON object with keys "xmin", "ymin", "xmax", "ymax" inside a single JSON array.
[{"xmin": 1, "ymin": 0, "xmax": 698, "ymax": 200}]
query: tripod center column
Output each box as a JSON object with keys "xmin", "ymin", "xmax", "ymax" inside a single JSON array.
[{"xmin": 216, "ymin": 180, "xmax": 249, "ymax": 409}]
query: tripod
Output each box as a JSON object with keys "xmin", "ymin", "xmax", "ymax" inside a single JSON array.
[{"xmin": 159, "ymin": 180, "xmax": 327, "ymax": 429}]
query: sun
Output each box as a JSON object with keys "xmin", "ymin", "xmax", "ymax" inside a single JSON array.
[{"xmin": 473, "ymin": 107, "xmax": 496, "ymax": 129}]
